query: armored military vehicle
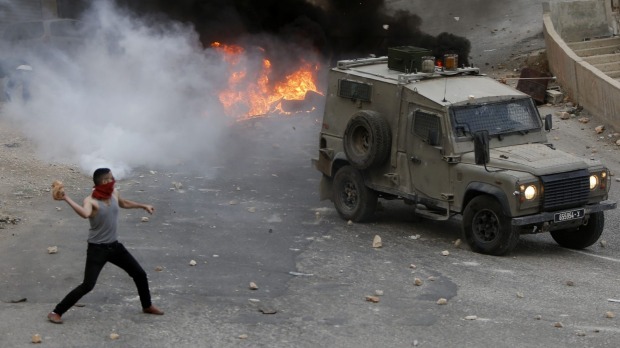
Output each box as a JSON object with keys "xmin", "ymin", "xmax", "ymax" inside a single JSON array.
[{"xmin": 313, "ymin": 49, "xmax": 616, "ymax": 255}]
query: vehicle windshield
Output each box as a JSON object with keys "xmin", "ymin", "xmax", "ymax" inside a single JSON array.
[{"xmin": 451, "ymin": 98, "xmax": 541, "ymax": 137}]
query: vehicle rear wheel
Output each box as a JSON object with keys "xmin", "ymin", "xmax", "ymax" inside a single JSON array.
[
  {"xmin": 333, "ymin": 166, "xmax": 377, "ymax": 222},
  {"xmin": 343, "ymin": 111, "xmax": 391, "ymax": 169},
  {"xmin": 550, "ymin": 212, "xmax": 604, "ymax": 249},
  {"xmin": 462, "ymin": 195, "xmax": 519, "ymax": 256}
]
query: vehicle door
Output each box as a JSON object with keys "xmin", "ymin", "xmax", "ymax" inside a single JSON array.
[{"xmin": 406, "ymin": 104, "xmax": 452, "ymax": 202}]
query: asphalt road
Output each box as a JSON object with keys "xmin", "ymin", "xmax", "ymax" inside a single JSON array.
[
  {"xmin": 3, "ymin": 1, "xmax": 620, "ymax": 347},
  {"xmin": 2, "ymin": 105, "xmax": 620, "ymax": 347}
]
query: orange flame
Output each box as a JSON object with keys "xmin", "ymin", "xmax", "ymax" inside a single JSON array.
[{"xmin": 212, "ymin": 42, "xmax": 322, "ymax": 119}]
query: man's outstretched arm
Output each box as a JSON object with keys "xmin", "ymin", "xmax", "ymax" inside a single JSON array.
[{"xmin": 117, "ymin": 193, "xmax": 154, "ymax": 214}]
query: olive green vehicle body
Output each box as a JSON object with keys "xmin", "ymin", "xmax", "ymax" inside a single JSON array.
[{"xmin": 313, "ymin": 56, "xmax": 615, "ymax": 253}]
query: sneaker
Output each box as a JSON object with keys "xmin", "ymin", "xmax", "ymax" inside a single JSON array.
[{"xmin": 47, "ymin": 312, "xmax": 63, "ymax": 324}]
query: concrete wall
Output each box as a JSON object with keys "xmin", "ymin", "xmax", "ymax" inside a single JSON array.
[
  {"xmin": 544, "ymin": 0, "xmax": 620, "ymax": 130},
  {"xmin": 547, "ymin": 0, "xmax": 613, "ymax": 41}
]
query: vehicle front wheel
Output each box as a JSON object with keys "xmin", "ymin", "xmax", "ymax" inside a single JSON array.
[
  {"xmin": 332, "ymin": 166, "xmax": 377, "ymax": 222},
  {"xmin": 550, "ymin": 211, "xmax": 604, "ymax": 249},
  {"xmin": 462, "ymin": 195, "xmax": 519, "ymax": 256}
]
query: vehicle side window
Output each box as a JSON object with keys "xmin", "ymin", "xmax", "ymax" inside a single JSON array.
[{"xmin": 412, "ymin": 111, "xmax": 442, "ymax": 145}]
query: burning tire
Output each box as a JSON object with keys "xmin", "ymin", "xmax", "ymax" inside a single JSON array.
[
  {"xmin": 333, "ymin": 166, "xmax": 377, "ymax": 222},
  {"xmin": 343, "ymin": 111, "xmax": 391, "ymax": 169},
  {"xmin": 462, "ymin": 195, "xmax": 519, "ymax": 255},
  {"xmin": 550, "ymin": 212, "xmax": 604, "ymax": 249}
]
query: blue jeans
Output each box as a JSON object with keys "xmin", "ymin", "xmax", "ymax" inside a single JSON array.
[{"xmin": 53, "ymin": 242, "xmax": 152, "ymax": 315}]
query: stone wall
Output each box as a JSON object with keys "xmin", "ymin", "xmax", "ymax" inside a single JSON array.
[{"xmin": 544, "ymin": 0, "xmax": 620, "ymax": 130}]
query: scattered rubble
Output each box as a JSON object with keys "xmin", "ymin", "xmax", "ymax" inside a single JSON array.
[
  {"xmin": 372, "ymin": 235, "xmax": 382, "ymax": 248},
  {"xmin": 414, "ymin": 278, "xmax": 423, "ymax": 286},
  {"xmin": 257, "ymin": 304, "xmax": 277, "ymax": 314},
  {"xmin": 605, "ymin": 311, "xmax": 615, "ymax": 318},
  {"xmin": 249, "ymin": 282, "xmax": 258, "ymax": 290},
  {"xmin": 464, "ymin": 315, "xmax": 477, "ymax": 320},
  {"xmin": 47, "ymin": 246, "xmax": 58, "ymax": 254},
  {"xmin": 189, "ymin": 260, "xmax": 197, "ymax": 266},
  {"xmin": 110, "ymin": 333, "xmax": 120, "ymax": 340},
  {"xmin": 31, "ymin": 334, "xmax": 41, "ymax": 344},
  {"xmin": 554, "ymin": 322, "xmax": 564, "ymax": 328},
  {"xmin": 436, "ymin": 298, "xmax": 448, "ymax": 305},
  {"xmin": 0, "ymin": 216, "xmax": 21, "ymax": 227},
  {"xmin": 366, "ymin": 295, "xmax": 380, "ymax": 303},
  {"xmin": 557, "ymin": 111, "xmax": 571, "ymax": 120},
  {"xmin": 141, "ymin": 217, "xmax": 149, "ymax": 222},
  {"xmin": 441, "ymin": 250, "xmax": 450, "ymax": 256},
  {"xmin": 288, "ymin": 271, "xmax": 314, "ymax": 276},
  {"xmin": 566, "ymin": 280, "xmax": 575, "ymax": 286}
]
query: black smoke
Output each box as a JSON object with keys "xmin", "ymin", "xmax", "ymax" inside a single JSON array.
[{"xmin": 63, "ymin": 0, "xmax": 470, "ymax": 66}]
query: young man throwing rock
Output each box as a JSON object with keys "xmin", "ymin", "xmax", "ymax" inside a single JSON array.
[{"xmin": 47, "ymin": 168, "xmax": 163, "ymax": 324}]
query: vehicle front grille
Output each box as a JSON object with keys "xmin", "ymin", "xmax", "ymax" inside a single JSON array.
[{"xmin": 541, "ymin": 169, "xmax": 589, "ymax": 211}]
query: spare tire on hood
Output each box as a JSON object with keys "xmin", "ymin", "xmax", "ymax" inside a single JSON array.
[{"xmin": 343, "ymin": 110, "xmax": 392, "ymax": 169}]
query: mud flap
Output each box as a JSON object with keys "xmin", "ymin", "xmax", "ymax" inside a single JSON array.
[{"xmin": 320, "ymin": 174, "xmax": 333, "ymax": 201}]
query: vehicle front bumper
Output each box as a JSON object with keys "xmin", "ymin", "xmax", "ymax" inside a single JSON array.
[{"xmin": 511, "ymin": 200, "xmax": 617, "ymax": 226}]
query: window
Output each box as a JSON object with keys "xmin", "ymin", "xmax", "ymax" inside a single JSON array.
[
  {"xmin": 451, "ymin": 98, "xmax": 541, "ymax": 137},
  {"xmin": 338, "ymin": 80, "xmax": 372, "ymax": 102},
  {"xmin": 413, "ymin": 111, "xmax": 441, "ymax": 144}
]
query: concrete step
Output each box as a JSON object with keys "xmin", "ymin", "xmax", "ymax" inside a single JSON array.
[
  {"xmin": 583, "ymin": 52, "xmax": 620, "ymax": 65},
  {"xmin": 591, "ymin": 61, "xmax": 620, "ymax": 72},
  {"xmin": 607, "ymin": 70, "xmax": 620, "ymax": 78},
  {"xmin": 573, "ymin": 44, "xmax": 620, "ymax": 57},
  {"xmin": 568, "ymin": 36, "xmax": 620, "ymax": 50}
]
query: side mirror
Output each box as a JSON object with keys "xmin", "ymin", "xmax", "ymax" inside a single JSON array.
[
  {"xmin": 544, "ymin": 114, "xmax": 553, "ymax": 132},
  {"xmin": 427, "ymin": 129, "xmax": 440, "ymax": 146},
  {"xmin": 474, "ymin": 130, "xmax": 490, "ymax": 165}
]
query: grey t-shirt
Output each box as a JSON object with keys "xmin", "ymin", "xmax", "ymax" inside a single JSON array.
[{"xmin": 88, "ymin": 196, "xmax": 119, "ymax": 244}]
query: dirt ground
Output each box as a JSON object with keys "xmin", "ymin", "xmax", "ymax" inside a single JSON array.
[{"xmin": 0, "ymin": 115, "xmax": 90, "ymax": 234}]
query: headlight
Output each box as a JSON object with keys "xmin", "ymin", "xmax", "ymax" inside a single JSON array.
[
  {"xmin": 524, "ymin": 185, "xmax": 537, "ymax": 200},
  {"xmin": 518, "ymin": 183, "xmax": 538, "ymax": 202},
  {"xmin": 590, "ymin": 175, "xmax": 599, "ymax": 190}
]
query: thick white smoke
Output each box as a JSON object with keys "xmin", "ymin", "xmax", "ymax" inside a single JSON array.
[{"xmin": 2, "ymin": 1, "xmax": 240, "ymax": 178}]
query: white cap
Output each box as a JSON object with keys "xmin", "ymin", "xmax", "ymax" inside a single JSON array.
[{"xmin": 16, "ymin": 65, "xmax": 33, "ymax": 71}]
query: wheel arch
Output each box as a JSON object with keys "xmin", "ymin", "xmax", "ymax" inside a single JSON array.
[
  {"xmin": 330, "ymin": 156, "xmax": 350, "ymax": 178},
  {"xmin": 462, "ymin": 182, "xmax": 512, "ymax": 217}
]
